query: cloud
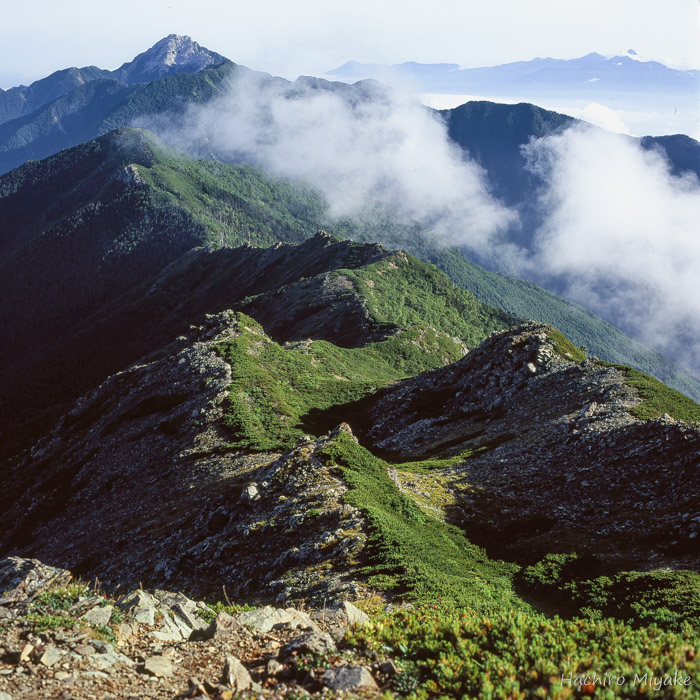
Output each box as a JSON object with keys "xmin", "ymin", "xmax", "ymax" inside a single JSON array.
[
  {"xmin": 156, "ymin": 70, "xmax": 516, "ymax": 250},
  {"xmin": 568, "ymin": 103, "xmax": 631, "ymax": 134},
  {"xmin": 522, "ymin": 125, "xmax": 700, "ymax": 369},
  {"xmin": 145, "ymin": 72, "xmax": 700, "ymax": 373}
]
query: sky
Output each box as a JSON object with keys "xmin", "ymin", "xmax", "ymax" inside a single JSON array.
[{"xmin": 2, "ymin": 0, "xmax": 699, "ymax": 88}]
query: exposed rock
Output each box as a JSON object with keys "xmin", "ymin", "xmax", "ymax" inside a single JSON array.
[
  {"xmin": 190, "ymin": 611, "xmax": 240, "ymax": 641},
  {"xmin": 153, "ymin": 590, "xmax": 208, "ymax": 632},
  {"xmin": 322, "ymin": 665, "xmax": 378, "ymax": 691},
  {"xmin": 90, "ymin": 650, "xmax": 134, "ymax": 670},
  {"xmin": 82, "ymin": 605, "xmax": 113, "ymax": 626},
  {"xmin": 312, "ymin": 600, "xmax": 369, "ymax": 639},
  {"xmin": 143, "ymin": 655, "xmax": 174, "ymax": 678},
  {"xmin": 221, "ymin": 654, "xmax": 253, "ymax": 691},
  {"xmin": 38, "ymin": 644, "xmax": 63, "ymax": 667},
  {"xmin": 74, "ymin": 644, "xmax": 96, "ymax": 656},
  {"xmin": 237, "ymin": 606, "xmax": 318, "ymax": 634},
  {"xmin": 0, "ymin": 557, "xmax": 71, "ymax": 602},
  {"xmin": 118, "ymin": 590, "xmax": 157, "ymax": 625},
  {"xmin": 280, "ymin": 630, "xmax": 336, "ymax": 657}
]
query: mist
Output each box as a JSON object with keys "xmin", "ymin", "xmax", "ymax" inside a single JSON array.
[
  {"xmin": 147, "ymin": 72, "xmax": 700, "ymax": 373},
  {"xmin": 522, "ymin": 125, "xmax": 700, "ymax": 370},
  {"xmin": 155, "ymin": 70, "xmax": 517, "ymax": 250}
]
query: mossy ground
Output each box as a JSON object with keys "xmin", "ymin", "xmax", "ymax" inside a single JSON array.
[
  {"xmin": 598, "ymin": 362, "xmax": 700, "ymax": 423},
  {"xmin": 215, "ymin": 314, "xmax": 469, "ymax": 452}
]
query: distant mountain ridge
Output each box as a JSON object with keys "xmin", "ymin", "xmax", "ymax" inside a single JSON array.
[
  {"xmin": 328, "ymin": 51, "xmax": 700, "ymax": 99},
  {"xmin": 0, "ymin": 34, "xmax": 225, "ymax": 127},
  {"xmin": 0, "ymin": 38, "xmax": 699, "ymax": 395},
  {"xmin": 1, "ymin": 126, "xmax": 699, "ymax": 463}
]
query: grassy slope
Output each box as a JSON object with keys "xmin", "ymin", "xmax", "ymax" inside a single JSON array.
[
  {"xmin": 215, "ymin": 312, "xmax": 476, "ymax": 452},
  {"xmin": 131, "ymin": 133, "xmax": 700, "ymax": 402}
]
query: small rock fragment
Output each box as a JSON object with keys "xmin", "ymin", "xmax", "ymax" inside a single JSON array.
[
  {"xmin": 221, "ymin": 655, "xmax": 253, "ymax": 691},
  {"xmin": 144, "ymin": 655, "xmax": 174, "ymax": 678},
  {"xmin": 74, "ymin": 644, "xmax": 96, "ymax": 656},
  {"xmin": 266, "ymin": 658, "xmax": 283, "ymax": 676},
  {"xmin": 190, "ymin": 610, "xmax": 241, "ymax": 641},
  {"xmin": 379, "ymin": 659, "xmax": 400, "ymax": 676},
  {"xmin": 323, "ymin": 665, "xmax": 378, "ymax": 691},
  {"xmin": 39, "ymin": 644, "xmax": 63, "ymax": 667},
  {"xmin": 82, "ymin": 604, "xmax": 113, "ymax": 626},
  {"xmin": 281, "ymin": 630, "xmax": 336, "ymax": 657}
]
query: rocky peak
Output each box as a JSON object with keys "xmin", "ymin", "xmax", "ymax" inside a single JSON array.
[
  {"xmin": 354, "ymin": 322, "xmax": 700, "ymax": 568},
  {"xmin": 112, "ymin": 34, "xmax": 227, "ymax": 84}
]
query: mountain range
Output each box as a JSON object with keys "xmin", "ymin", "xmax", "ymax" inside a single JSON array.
[
  {"xmin": 0, "ymin": 36, "xmax": 699, "ymax": 699},
  {"xmin": 0, "ymin": 36, "xmax": 699, "ymax": 386},
  {"xmin": 328, "ymin": 51, "xmax": 700, "ymax": 103}
]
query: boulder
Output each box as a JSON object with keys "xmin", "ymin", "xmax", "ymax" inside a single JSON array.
[
  {"xmin": 323, "ymin": 665, "xmax": 378, "ymax": 692},
  {"xmin": 221, "ymin": 655, "xmax": 253, "ymax": 691}
]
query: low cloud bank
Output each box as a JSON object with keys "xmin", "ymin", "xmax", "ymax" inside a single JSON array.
[
  {"xmin": 160, "ymin": 71, "xmax": 516, "ymax": 250},
  {"xmin": 522, "ymin": 126, "xmax": 700, "ymax": 370},
  {"xmin": 147, "ymin": 74, "xmax": 700, "ymax": 372}
]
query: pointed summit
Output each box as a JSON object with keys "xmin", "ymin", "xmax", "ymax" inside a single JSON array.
[{"xmin": 112, "ymin": 34, "xmax": 227, "ymax": 84}]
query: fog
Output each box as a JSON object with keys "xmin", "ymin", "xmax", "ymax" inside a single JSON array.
[
  {"xmin": 523, "ymin": 126, "xmax": 700, "ymax": 370},
  {"xmin": 159, "ymin": 70, "xmax": 517, "ymax": 250},
  {"xmin": 150, "ymin": 72, "xmax": 700, "ymax": 372}
]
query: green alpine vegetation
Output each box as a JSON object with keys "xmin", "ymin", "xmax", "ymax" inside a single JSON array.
[
  {"xmin": 215, "ymin": 313, "xmax": 472, "ymax": 452},
  {"xmin": 521, "ymin": 553, "xmax": 700, "ymax": 631},
  {"xmin": 345, "ymin": 605, "xmax": 700, "ymax": 699},
  {"xmin": 598, "ymin": 362, "xmax": 700, "ymax": 423},
  {"xmin": 319, "ymin": 431, "xmax": 525, "ymax": 611}
]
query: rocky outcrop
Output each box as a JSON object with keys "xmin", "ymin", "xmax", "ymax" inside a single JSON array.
[
  {"xmin": 112, "ymin": 35, "xmax": 226, "ymax": 84},
  {"xmin": 358, "ymin": 323, "xmax": 700, "ymax": 568},
  {"xmin": 0, "ymin": 313, "xmax": 367, "ymax": 604},
  {"xmin": 0, "ymin": 556, "xmax": 376, "ymax": 700}
]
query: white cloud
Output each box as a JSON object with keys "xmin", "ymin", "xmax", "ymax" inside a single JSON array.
[
  {"xmin": 522, "ymin": 125, "xmax": 700, "ymax": 369},
  {"xmin": 569, "ymin": 103, "xmax": 631, "ymax": 134},
  {"xmin": 161, "ymin": 70, "xmax": 516, "ymax": 249}
]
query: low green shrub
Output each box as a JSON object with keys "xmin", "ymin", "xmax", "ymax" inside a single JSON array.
[
  {"xmin": 521, "ymin": 553, "xmax": 700, "ymax": 631},
  {"xmin": 346, "ymin": 605, "xmax": 700, "ymax": 699}
]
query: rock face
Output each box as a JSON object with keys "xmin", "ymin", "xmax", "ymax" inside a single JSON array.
[
  {"xmin": 0, "ymin": 312, "xmax": 367, "ymax": 603},
  {"xmin": 113, "ymin": 34, "xmax": 226, "ymax": 84},
  {"xmin": 358, "ymin": 323, "xmax": 700, "ymax": 568}
]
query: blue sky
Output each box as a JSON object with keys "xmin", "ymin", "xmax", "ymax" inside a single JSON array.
[{"xmin": 2, "ymin": 0, "xmax": 699, "ymax": 88}]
